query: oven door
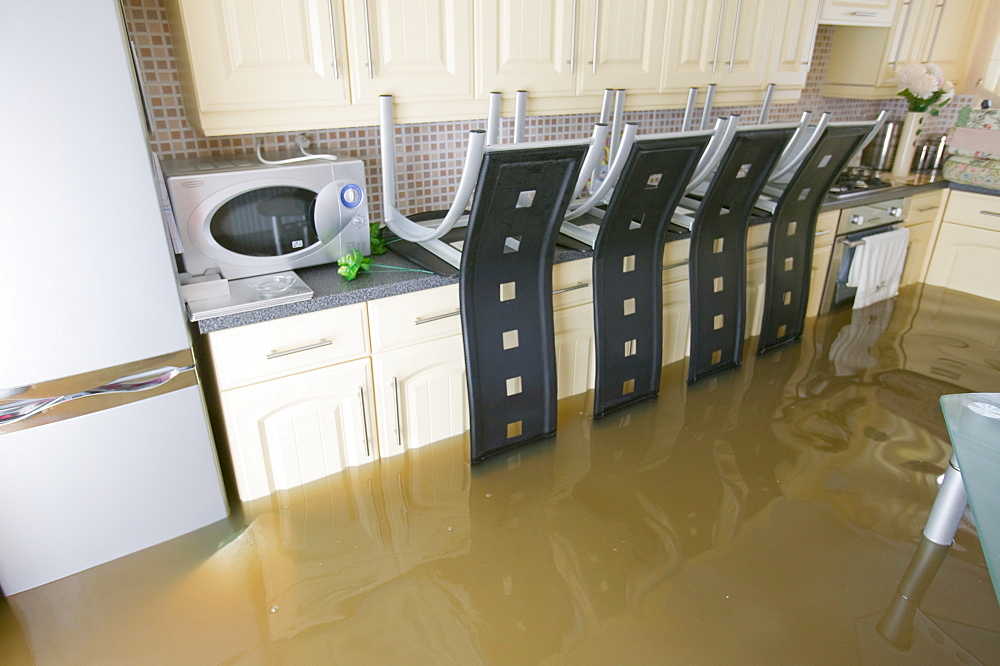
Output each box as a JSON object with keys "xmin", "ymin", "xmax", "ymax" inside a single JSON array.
[{"xmin": 820, "ymin": 224, "xmax": 901, "ymax": 314}]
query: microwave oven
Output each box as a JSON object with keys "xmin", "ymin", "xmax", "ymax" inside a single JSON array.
[{"xmin": 162, "ymin": 156, "xmax": 370, "ymax": 279}]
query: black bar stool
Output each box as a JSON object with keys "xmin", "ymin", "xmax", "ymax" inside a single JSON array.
[
  {"xmin": 461, "ymin": 144, "xmax": 588, "ymax": 463},
  {"xmin": 591, "ymin": 134, "xmax": 712, "ymax": 417}
]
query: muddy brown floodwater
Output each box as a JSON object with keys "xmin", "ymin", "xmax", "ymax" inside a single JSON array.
[{"xmin": 2, "ymin": 284, "xmax": 999, "ymax": 664}]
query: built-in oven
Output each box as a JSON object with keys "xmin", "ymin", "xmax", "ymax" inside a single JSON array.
[{"xmin": 819, "ymin": 197, "xmax": 906, "ymax": 314}]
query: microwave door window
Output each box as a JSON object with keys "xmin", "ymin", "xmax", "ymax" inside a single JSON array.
[{"xmin": 209, "ymin": 187, "xmax": 320, "ymax": 257}]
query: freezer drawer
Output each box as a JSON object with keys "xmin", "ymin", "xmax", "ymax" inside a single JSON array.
[{"xmin": 0, "ymin": 385, "xmax": 228, "ymax": 595}]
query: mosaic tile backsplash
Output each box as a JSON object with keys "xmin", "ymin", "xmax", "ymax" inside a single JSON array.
[{"xmin": 123, "ymin": 0, "xmax": 970, "ymax": 221}]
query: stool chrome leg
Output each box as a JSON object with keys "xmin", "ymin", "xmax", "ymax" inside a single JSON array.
[{"xmin": 922, "ymin": 454, "xmax": 968, "ymax": 546}]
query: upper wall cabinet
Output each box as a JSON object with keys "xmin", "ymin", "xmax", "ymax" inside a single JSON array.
[
  {"xmin": 475, "ymin": 0, "xmax": 668, "ymax": 115},
  {"xmin": 661, "ymin": 0, "xmax": 779, "ymax": 106},
  {"xmin": 168, "ymin": 0, "xmax": 474, "ymax": 134},
  {"xmin": 819, "ymin": 0, "xmax": 900, "ymax": 26},
  {"xmin": 823, "ymin": 0, "xmax": 985, "ymax": 98},
  {"xmin": 167, "ymin": 0, "xmax": 355, "ymax": 135},
  {"xmin": 768, "ymin": 0, "xmax": 824, "ymax": 90}
]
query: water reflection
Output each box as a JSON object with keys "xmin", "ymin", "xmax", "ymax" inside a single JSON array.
[{"xmin": 3, "ymin": 285, "xmax": 999, "ymax": 663}]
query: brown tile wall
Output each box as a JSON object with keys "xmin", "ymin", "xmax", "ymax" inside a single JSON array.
[{"xmin": 122, "ymin": 0, "xmax": 971, "ymax": 220}]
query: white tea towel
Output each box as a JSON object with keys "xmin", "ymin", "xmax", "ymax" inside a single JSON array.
[{"xmin": 847, "ymin": 227, "xmax": 910, "ymax": 309}]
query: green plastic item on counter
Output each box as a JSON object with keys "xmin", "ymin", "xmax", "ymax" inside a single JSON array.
[
  {"xmin": 369, "ymin": 222, "xmax": 388, "ymax": 256},
  {"xmin": 337, "ymin": 249, "xmax": 372, "ymax": 281}
]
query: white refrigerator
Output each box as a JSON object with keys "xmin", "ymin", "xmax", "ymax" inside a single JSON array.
[{"xmin": 0, "ymin": 0, "xmax": 229, "ymax": 595}]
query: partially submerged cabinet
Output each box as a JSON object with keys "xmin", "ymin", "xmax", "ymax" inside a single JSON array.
[{"xmin": 925, "ymin": 190, "xmax": 1000, "ymax": 301}]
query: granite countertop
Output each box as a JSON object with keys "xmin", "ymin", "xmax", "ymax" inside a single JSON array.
[{"xmin": 194, "ymin": 176, "xmax": 997, "ymax": 335}]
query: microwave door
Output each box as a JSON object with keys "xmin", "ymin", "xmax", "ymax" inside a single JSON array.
[{"xmin": 314, "ymin": 182, "xmax": 353, "ymax": 245}]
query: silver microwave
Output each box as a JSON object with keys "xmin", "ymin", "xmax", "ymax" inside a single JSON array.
[{"xmin": 162, "ymin": 156, "xmax": 370, "ymax": 279}]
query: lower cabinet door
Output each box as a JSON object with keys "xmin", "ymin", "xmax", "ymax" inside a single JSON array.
[
  {"xmin": 372, "ymin": 335, "xmax": 469, "ymax": 457},
  {"xmin": 554, "ymin": 302, "xmax": 596, "ymax": 399},
  {"xmin": 661, "ymin": 279, "xmax": 691, "ymax": 366},
  {"xmin": 220, "ymin": 358, "xmax": 378, "ymax": 501},
  {"xmin": 806, "ymin": 244, "xmax": 832, "ymax": 318},
  {"xmin": 745, "ymin": 247, "xmax": 768, "ymax": 338},
  {"xmin": 926, "ymin": 223, "xmax": 1000, "ymax": 301},
  {"xmin": 900, "ymin": 221, "xmax": 933, "ymax": 287}
]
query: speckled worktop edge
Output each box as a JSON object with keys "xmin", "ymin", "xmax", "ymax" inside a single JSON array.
[{"xmin": 194, "ymin": 178, "xmax": 996, "ymax": 334}]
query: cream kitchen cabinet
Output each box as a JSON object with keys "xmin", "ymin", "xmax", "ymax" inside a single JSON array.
[
  {"xmin": 475, "ymin": 0, "xmax": 667, "ymax": 115},
  {"xmin": 167, "ymin": 0, "xmax": 474, "ymax": 135},
  {"xmin": 805, "ymin": 209, "xmax": 839, "ymax": 317},
  {"xmin": 766, "ymin": 0, "xmax": 824, "ymax": 94},
  {"xmin": 368, "ymin": 284, "xmax": 468, "ymax": 457},
  {"xmin": 900, "ymin": 189, "xmax": 945, "ymax": 287},
  {"xmin": 824, "ymin": 0, "xmax": 985, "ymax": 98},
  {"xmin": 661, "ymin": 238, "xmax": 691, "ymax": 366},
  {"xmin": 206, "ymin": 302, "xmax": 376, "ymax": 501},
  {"xmin": 661, "ymin": 0, "xmax": 775, "ymax": 107},
  {"xmin": 925, "ymin": 190, "xmax": 1000, "ymax": 302},
  {"xmin": 819, "ymin": 0, "xmax": 900, "ymax": 26},
  {"xmin": 745, "ymin": 223, "xmax": 771, "ymax": 338}
]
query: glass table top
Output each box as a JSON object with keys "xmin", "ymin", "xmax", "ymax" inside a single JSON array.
[{"xmin": 940, "ymin": 392, "xmax": 1000, "ymax": 602}]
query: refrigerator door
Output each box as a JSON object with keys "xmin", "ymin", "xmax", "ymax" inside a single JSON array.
[
  {"xmin": 0, "ymin": 382, "xmax": 228, "ymax": 596},
  {"xmin": 0, "ymin": 0, "xmax": 192, "ymax": 390}
]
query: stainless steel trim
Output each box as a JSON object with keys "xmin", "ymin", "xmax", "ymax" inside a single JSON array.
[
  {"xmin": 925, "ymin": 0, "xmax": 946, "ymax": 62},
  {"xmin": 363, "ymin": 0, "xmax": 374, "ymax": 79},
  {"xmin": 591, "ymin": 0, "xmax": 600, "ymax": 74},
  {"xmin": 569, "ymin": 0, "xmax": 579, "ymax": 74},
  {"xmin": 552, "ymin": 282, "xmax": 589, "ymax": 295},
  {"xmin": 266, "ymin": 339, "xmax": 332, "ymax": 359},
  {"xmin": 728, "ymin": 0, "xmax": 742, "ymax": 73},
  {"xmin": 890, "ymin": 1, "xmax": 913, "ymax": 70},
  {"xmin": 392, "ymin": 376, "xmax": 403, "ymax": 448},
  {"xmin": 359, "ymin": 386, "xmax": 370, "ymax": 457},
  {"xmin": 1, "ymin": 349, "xmax": 198, "ymax": 435},
  {"xmin": 712, "ymin": 0, "xmax": 726, "ymax": 74},
  {"xmin": 326, "ymin": 0, "xmax": 340, "ymax": 78},
  {"xmin": 414, "ymin": 310, "xmax": 460, "ymax": 325}
]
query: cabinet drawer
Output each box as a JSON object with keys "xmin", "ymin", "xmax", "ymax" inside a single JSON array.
[
  {"xmin": 944, "ymin": 191, "xmax": 1000, "ymax": 232},
  {"xmin": 747, "ymin": 222, "xmax": 771, "ymax": 253},
  {"xmin": 552, "ymin": 258, "xmax": 594, "ymax": 311},
  {"xmin": 661, "ymin": 238, "xmax": 691, "ymax": 284},
  {"xmin": 208, "ymin": 302, "xmax": 369, "ymax": 390},
  {"xmin": 368, "ymin": 284, "xmax": 461, "ymax": 353},
  {"xmin": 905, "ymin": 190, "xmax": 946, "ymax": 226},
  {"xmin": 820, "ymin": 0, "xmax": 898, "ymax": 26},
  {"xmin": 814, "ymin": 210, "xmax": 839, "ymax": 249}
]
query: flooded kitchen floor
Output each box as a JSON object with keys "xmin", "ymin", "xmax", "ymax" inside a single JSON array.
[{"xmin": 3, "ymin": 284, "xmax": 1000, "ymax": 664}]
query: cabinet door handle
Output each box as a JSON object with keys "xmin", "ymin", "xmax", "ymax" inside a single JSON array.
[
  {"xmin": 391, "ymin": 376, "xmax": 403, "ymax": 449},
  {"xmin": 851, "ymin": 11, "xmax": 877, "ymax": 17},
  {"xmin": 727, "ymin": 0, "xmax": 742, "ymax": 73},
  {"xmin": 663, "ymin": 259, "xmax": 690, "ymax": 271},
  {"xmin": 414, "ymin": 309, "xmax": 460, "ymax": 325},
  {"xmin": 925, "ymin": 0, "xmax": 946, "ymax": 63},
  {"xmin": 552, "ymin": 281, "xmax": 589, "ymax": 295},
  {"xmin": 981, "ymin": 210, "xmax": 1000, "ymax": 218},
  {"xmin": 917, "ymin": 206, "xmax": 939, "ymax": 213},
  {"xmin": 889, "ymin": 1, "xmax": 914, "ymax": 70},
  {"xmin": 590, "ymin": 0, "xmax": 600, "ymax": 74},
  {"xmin": 362, "ymin": 0, "xmax": 374, "ymax": 79},
  {"xmin": 569, "ymin": 0, "xmax": 578, "ymax": 74},
  {"xmin": 326, "ymin": 0, "xmax": 340, "ymax": 78},
  {"xmin": 266, "ymin": 339, "xmax": 332, "ymax": 360},
  {"xmin": 712, "ymin": 0, "xmax": 726, "ymax": 74},
  {"xmin": 358, "ymin": 386, "xmax": 370, "ymax": 457}
]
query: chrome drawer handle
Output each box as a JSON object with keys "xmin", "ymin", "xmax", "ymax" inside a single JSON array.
[
  {"xmin": 814, "ymin": 230, "xmax": 831, "ymax": 236},
  {"xmin": 851, "ymin": 11, "xmax": 877, "ymax": 17},
  {"xmin": 266, "ymin": 340, "xmax": 332, "ymax": 360},
  {"xmin": 663, "ymin": 259, "xmax": 690, "ymax": 271},
  {"xmin": 981, "ymin": 210, "xmax": 1000, "ymax": 218},
  {"xmin": 552, "ymin": 282, "xmax": 589, "ymax": 295},
  {"xmin": 917, "ymin": 206, "xmax": 939, "ymax": 213},
  {"xmin": 414, "ymin": 310, "xmax": 460, "ymax": 325},
  {"xmin": 748, "ymin": 242, "xmax": 768, "ymax": 251}
]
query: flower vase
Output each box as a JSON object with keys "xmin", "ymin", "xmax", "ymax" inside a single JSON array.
[{"xmin": 891, "ymin": 111, "xmax": 925, "ymax": 179}]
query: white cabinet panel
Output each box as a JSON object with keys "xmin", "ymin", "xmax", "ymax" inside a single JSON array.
[
  {"xmin": 220, "ymin": 358, "xmax": 377, "ymax": 501},
  {"xmin": 343, "ymin": 0, "xmax": 473, "ymax": 102},
  {"xmin": 554, "ymin": 302, "xmax": 596, "ymax": 399},
  {"xmin": 372, "ymin": 335, "xmax": 469, "ymax": 457},
  {"xmin": 925, "ymin": 222, "xmax": 1000, "ymax": 301},
  {"xmin": 767, "ymin": 0, "xmax": 822, "ymax": 89},
  {"xmin": 576, "ymin": 0, "xmax": 667, "ymax": 94},
  {"xmin": 662, "ymin": 279, "xmax": 692, "ymax": 366}
]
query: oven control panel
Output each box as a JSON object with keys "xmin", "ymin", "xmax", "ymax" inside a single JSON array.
[{"xmin": 837, "ymin": 198, "xmax": 906, "ymax": 235}]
